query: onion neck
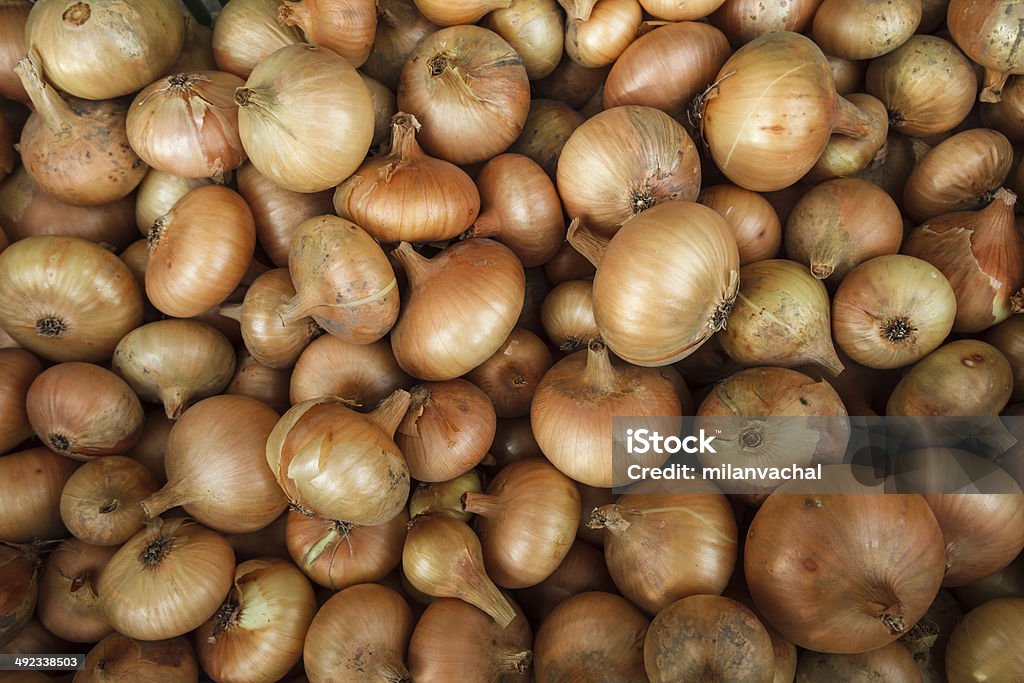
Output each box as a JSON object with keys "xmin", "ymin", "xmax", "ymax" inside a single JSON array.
[
  {"xmin": 832, "ymin": 96, "xmax": 877, "ymax": 140},
  {"xmin": 427, "ymin": 53, "xmax": 479, "ymax": 104},
  {"xmin": 583, "ymin": 340, "xmax": 617, "ymax": 393},
  {"xmin": 566, "ymin": 218, "xmax": 607, "ymax": 268},
  {"xmin": 463, "ymin": 573, "xmax": 516, "ymax": 628},
  {"xmin": 277, "ymin": 1, "xmax": 312, "ymax": 32},
  {"xmin": 14, "ymin": 50, "xmax": 76, "ymax": 135},
  {"xmin": 277, "ymin": 288, "xmax": 319, "ymax": 326},
  {"xmin": 981, "ymin": 68, "xmax": 1010, "ymax": 104},
  {"xmin": 391, "ymin": 242, "xmax": 432, "ymax": 281},
  {"xmin": 973, "ymin": 188, "xmax": 1017, "ymax": 253},
  {"xmin": 461, "ymin": 492, "xmax": 502, "ymax": 517},
  {"xmin": 140, "ymin": 480, "xmax": 190, "ymax": 520},
  {"xmin": 467, "ymin": 209, "xmax": 501, "ymax": 239},
  {"xmin": 562, "ymin": 0, "xmax": 598, "ymax": 21},
  {"xmin": 159, "ymin": 385, "xmax": 190, "ymax": 420},
  {"xmin": 587, "ymin": 504, "xmax": 630, "ymax": 533},
  {"xmin": 1012, "ymin": 289, "xmax": 1023, "ymax": 314},
  {"xmin": 387, "ymin": 112, "xmax": 425, "ymax": 162},
  {"xmin": 494, "ymin": 648, "xmax": 533, "ymax": 674},
  {"xmin": 219, "ymin": 304, "xmax": 243, "ymax": 323},
  {"xmin": 207, "ymin": 596, "xmax": 241, "ymax": 643},
  {"xmin": 369, "ymin": 389, "xmax": 412, "ymax": 437}
]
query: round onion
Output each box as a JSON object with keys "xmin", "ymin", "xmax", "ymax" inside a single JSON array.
[
  {"xmin": 59, "ymin": 456, "xmax": 157, "ymax": 547},
  {"xmin": 289, "ymin": 335, "xmax": 411, "ymax": 408},
  {"xmin": 945, "ymin": 598, "xmax": 1024, "ymax": 682},
  {"xmin": 985, "ymin": 316, "xmax": 1024, "ymax": 402},
  {"xmin": 565, "ymin": 0, "xmax": 643, "ymax": 69},
  {"xmin": 0, "ymin": 1, "xmax": 30, "ymax": 103},
  {"xmin": 948, "ymin": 0, "xmax": 1024, "ymax": 102},
  {"xmin": 697, "ymin": 184, "xmax": 782, "ymax": 265},
  {"xmin": 77, "ymin": 633, "xmax": 199, "ymax": 682},
  {"xmin": 36, "ymin": 538, "xmax": 116, "ymax": 643},
  {"xmin": 515, "ymin": 539, "xmax": 616, "ymax": 624},
  {"xmin": 134, "ymin": 169, "xmax": 212, "ymax": 237},
  {"xmin": 540, "ymin": 280, "xmax": 599, "ymax": 353},
  {"xmin": 362, "ymin": 0, "xmax": 440, "ymax": 91},
  {"xmin": 464, "ymin": 328, "xmax": 553, "ymax": 419},
  {"xmin": 279, "ymin": 0, "xmax": 377, "ymax": 68},
  {"xmin": 811, "ymin": 0, "xmax": 921, "ymax": 60},
  {"xmin": 795, "ymin": 641, "xmax": 923, "ymax": 682},
  {"xmin": 0, "ymin": 542, "xmax": 40, "ymax": 648},
  {"xmin": 409, "ymin": 472, "xmax": 482, "ymax": 522},
  {"xmin": 212, "ymin": 0, "xmax": 302, "ymax": 79},
  {"xmin": 225, "ymin": 349, "xmax": 292, "ymax": 415},
  {"xmin": 708, "ymin": 0, "xmax": 820, "ymax": 47},
  {"xmin": 509, "ymin": 99, "xmax": 584, "ymax": 179},
  {"xmin": 806, "ymin": 93, "xmax": 889, "ymax": 183}
]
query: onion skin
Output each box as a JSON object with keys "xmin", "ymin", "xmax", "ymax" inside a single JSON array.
[
  {"xmin": 985, "ymin": 316, "xmax": 1024, "ymax": 402},
  {"xmin": 0, "ymin": 449, "xmax": 79, "ymax": 543},
  {"xmin": 59, "ymin": 456, "xmax": 158, "ymax": 547},
  {"xmin": 76, "ymin": 632, "xmax": 199, "ymax": 682},
  {"xmin": 565, "ymin": 0, "xmax": 643, "ymax": 69},
  {"xmin": 0, "ymin": 1, "xmax": 30, "ymax": 103},
  {"xmin": 465, "ymin": 329, "xmax": 553, "ymax": 419},
  {"xmin": 0, "ymin": 349, "xmax": 42, "ymax": 455},
  {"xmin": 289, "ymin": 335, "xmax": 411, "ymax": 408},
  {"xmin": 981, "ymin": 76, "xmax": 1024, "ymax": 143},
  {"xmin": 795, "ymin": 641, "xmax": 923, "ymax": 682},
  {"xmin": 167, "ymin": 15, "xmax": 215, "ymax": 75},
  {"xmin": 483, "ymin": 0, "xmax": 562, "ymax": 80},
  {"xmin": 134, "ymin": 169, "xmax": 212, "ymax": 237},
  {"xmin": 709, "ymin": 0, "xmax": 820, "ymax": 47},
  {"xmin": 540, "ymin": 280, "xmax": 600, "ymax": 353},
  {"xmin": 363, "ymin": 0, "xmax": 440, "ymax": 91},
  {"xmin": 952, "ymin": 554, "xmax": 1024, "ymax": 611},
  {"xmin": 806, "ymin": 93, "xmax": 888, "ymax": 183},
  {"xmin": 0, "ymin": 543, "xmax": 39, "ymax": 648},
  {"xmin": 279, "ymin": 0, "xmax": 377, "ymax": 68},
  {"xmin": 409, "ymin": 472, "xmax": 482, "ymax": 522},
  {"xmin": 948, "ymin": 0, "xmax": 1024, "ymax": 102},
  {"xmin": 227, "ymin": 268, "xmax": 321, "ymax": 370},
  {"xmin": 945, "ymin": 598, "xmax": 1024, "ymax": 683},
  {"xmin": 698, "ymin": 184, "xmax": 782, "ymax": 265},
  {"xmin": 515, "ymin": 540, "xmax": 615, "ymax": 627},
  {"xmin": 509, "ymin": 99, "xmax": 584, "ymax": 180},
  {"xmin": 36, "ymin": 539, "xmax": 116, "ymax": 643},
  {"xmin": 212, "ymin": 0, "xmax": 303, "ymax": 79},
  {"xmin": 811, "ymin": 0, "xmax": 921, "ymax": 61}
]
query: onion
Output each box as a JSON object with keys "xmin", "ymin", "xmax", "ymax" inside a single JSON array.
[
  {"xmin": 795, "ymin": 642, "xmax": 923, "ymax": 681},
  {"xmin": 953, "ymin": 554, "xmax": 1024, "ymax": 611},
  {"xmin": 0, "ymin": 449, "xmax": 78, "ymax": 543},
  {"xmin": 409, "ymin": 472, "xmax": 483, "ymax": 522},
  {"xmin": 887, "ymin": 340, "xmax": 1014, "ymax": 417},
  {"xmin": 854, "ymin": 132, "xmax": 918, "ymax": 206},
  {"xmin": 290, "ymin": 335, "xmax": 411, "ymax": 408},
  {"xmin": 391, "ymin": 240, "xmax": 525, "ymax": 381},
  {"xmin": 24, "ymin": 0, "xmax": 184, "ymax": 100},
  {"xmin": 462, "ymin": 458, "xmax": 580, "ymax": 589},
  {"xmin": 140, "ymin": 395, "xmax": 286, "ymax": 534},
  {"xmin": 700, "ymin": 32, "xmax": 876, "ymax": 192},
  {"xmin": 403, "ymin": 513, "xmax": 516, "ymax": 626},
  {"xmin": 806, "ymin": 93, "xmax": 889, "ymax": 182},
  {"xmin": 0, "ymin": 349, "xmax": 42, "ymax": 455},
  {"xmin": 903, "ymin": 189, "xmax": 1024, "ymax": 333},
  {"xmin": 0, "ymin": 543, "xmax": 39, "ymax": 647},
  {"xmin": 397, "ymin": 25, "xmax": 530, "ymax": 165},
  {"xmin": 948, "ymin": 0, "xmax": 1024, "ymax": 101},
  {"xmin": 333, "ymin": 113, "xmax": 480, "ymax": 244},
  {"xmin": 557, "ymin": 106, "xmax": 701, "ymax": 237},
  {"xmin": 986, "ymin": 317, "xmax": 1024, "ymax": 402},
  {"xmin": 36, "ymin": 539, "xmax": 115, "ymax": 643},
  {"xmin": 697, "ymin": 184, "xmax": 782, "ymax": 265},
  {"xmin": 267, "ymin": 392, "xmax": 411, "ymax": 526},
  {"xmin": 396, "ymin": 380, "xmax": 496, "ymax": 482},
  {"xmin": 279, "ymin": 0, "xmax": 376, "ymax": 68},
  {"xmin": 0, "ymin": 616, "xmax": 68, "ymax": 659},
  {"xmin": 287, "ymin": 508, "xmax": 407, "ymax": 590},
  {"xmin": 903, "ymin": 128, "xmax": 1013, "ymax": 223},
  {"xmin": 211, "ymin": 0, "xmax": 303, "ymax": 79},
  {"xmin": 126, "ymin": 411, "xmax": 171, "ymax": 486},
  {"xmin": 126, "ymin": 71, "xmax": 246, "ymax": 179},
  {"xmin": 483, "ymin": 0, "xmax": 561, "ymax": 81},
  {"xmin": 832, "ymin": 255, "xmax": 956, "ymax": 370},
  {"xmin": 746, "ymin": 470, "xmax": 947, "ymax": 653},
  {"xmin": 195, "ymin": 557, "xmax": 316, "ymax": 683},
  {"xmin": 0, "ymin": 112, "xmax": 13, "ymax": 180},
  {"xmin": 981, "ymin": 76, "xmax": 1024, "ymax": 142},
  {"xmin": 235, "ymin": 44, "xmax": 373, "ymax": 193},
  {"xmin": 645, "ymin": 595, "xmax": 775, "ymax": 682},
  {"xmin": 224, "ymin": 347, "xmax": 294, "ymax": 413},
  {"xmin": 544, "ymin": 240, "xmax": 597, "ymax": 285},
  {"xmin": 540, "ymin": 280, "xmax": 599, "ymax": 353},
  {"xmin": 464, "ymin": 329, "xmax": 553, "ymax": 419},
  {"xmin": 360, "ymin": 72, "xmax": 399, "ymax": 153},
  {"xmin": 304, "ymin": 583, "xmax": 413, "ymax": 683},
  {"xmin": 591, "ymin": 486, "xmax": 736, "ymax": 616},
  {"xmin": 709, "ymin": 0, "xmax": 820, "ymax": 47},
  {"xmin": 98, "ymin": 519, "xmax": 235, "ymax": 640},
  {"xmin": 515, "ymin": 539, "xmax": 615, "ymax": 624},
  {"xmin": 145, "ymin": 185, "xmax": 255, "ymax": 318},
  {"xmin": 26, "ymin": 362, "xmax": 143, "ymax": 461},
  {"xmin": 565, "ymin": 0, "xmax": 642, "ymax": 69},
  {"xmin": 534, "ymin": 591, "xmax": 649, "ymax": 680},
  {"xmin": 828, "ymin": 55, "xmax": 866, "ymax": 95},
  {"xmin": 0, "ymin": 236, "xmax": 142, "ymax": 362},
  {"xmin": 534, "ymin": 55, "xmax": 610, "ymax": 110},
  {"xmin": 811, "ymin": 0, "xmax": 920, "ymax": 60},
  {"xmin": 167, "ymin": 15, "xmax": 215, "ymax": 75},
  {"xmin": 134, "ymin": 170, "xmax": 211, "ymax": 237},
  {"xmin": 491, "ymin": 417, "xmax": 544, "ymax": 469},
  {"xmin": 785, "ymin": 177, "xmax": 903, "ymax": 282},
  {"xmin": 77, "ymin": 633, "xmax": 199, "ymax": 682},
  {"xmin": 0, "ymin": 1, "xmax": 30, "ymax": 103},
  {"xmin": 865, "ymin": 35, "xmax": 978, "ymax": 137},
  {"xmin": 112, "ymin": 319, "xmax": 236, "ymax": 420},
  {"xmin": 531, "ymin": 340, "xmax": 684, "ymax": 487},
  {"xmin": 363, "ymin": 0, "xmax": 439, "ymax": 90},
  {"xmin": 945, "ymin": 598, "xmax": 1024, "ymax": 682},
  {"xmin": 509, "ymin": 99, "xmax": 584, "ymax": 179},
  {"xmin": 59, "ymin": 456, "xmax": 157, "ymax": 547}
]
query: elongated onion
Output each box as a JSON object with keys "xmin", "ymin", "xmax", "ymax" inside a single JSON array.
[
  {"xmin": 279, "ymin": 0, "xmax": 377, "ymax": 68},
  {"xmin": 806, "ymin": 93, "xmax": 889, "ymax": 183},
  {"xmin": 409, "ymin": 472, "xmax": 482, "ymax": 521},
  {"xmin": 948, "ymin": 0, "xmax": 1024, "ymax": 102}
]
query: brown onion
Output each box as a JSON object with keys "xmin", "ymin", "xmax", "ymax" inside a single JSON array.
[
  {"xmin": 397, "ymin": 25, "xmax": 530, "ymax": 165},
  {"xmin": 483, "ymin": 0, "xmax": 562, "ymax": 80},
  {"xmin": 304, "ymin": 583, "xmax": 413, "ymax": 683},
  {"xmin": 396, "ymin": 380, "xmax": 497, "ymax": 482},
  {"xmin": 490, "ymin": 417, "xmax": 544, "ymax": 469},
  {"xmin": 903, "ymin": 189, "xmax": 1024, "ymax": 333},
  {"xmin": 806, "ymin": 93, "xmax": 888, "ymax": 182},
  {"xmin": 534, "ymin": 591, "xmax": 649, "ymax": 681},
  {"xmin": 981, "ymin": 75, "xmax": 1024, "ymax": 142},
  {"xmin": 514, "ymin": 540, "xmax": 615, "ymax": 624},
  {"xmin": 76, "ymin": 633, "xmax": 199, "ymax": 682},
  {"xmin": 709, "ymin": 0, "xmax": 820, "ymax": 47},
  {"xmin": 558, "ymin": 106, "xmax": 701, "ymax": 238},
  {"xmin": 945, "ymin": 598, "xmax": 1024, "ymax": 682},
  {"xmin": 0, "ymin": 1, "xmax": 30, "ymax": 103},
  {"xmin": 59, "ymin": 456, "xmax": 158, "ymax": 547},
  {"xmin": 565, "ymin": 0, "xmax": 642, "ymax": 69},
  {"xmin": 141, "ymin": 395, "xmax": 286, "ymax": 534},
  {"xmin": 409, "ymin": 472, "xmax": 483, "ymax": 522},
  {"xmin": 113, "ymin": 319, "xmax": 236, "ymax": 420},
  {"xmin": 985, "ymin": 317, "xmax": 1024, "ymax": 402},
  {"xmin": 0, "ymin": 236, "xmax": 142, "ymax": 362},
  {"xmin": 866, "ymin": 35, "xmax": 978, "ymax": 137},
  {"xmin": 195, "ymin": 557, "xmax": 316, "ymax": 683},
  {"xmin": 126, "ymin": 411, "xmax": 171, "ymax": 486},
  {"xmin": 948, "ymin": 0, "xmax": 1024, "ymax": 102},
  {"xmin": 363, "ymin": 0, "xmax": 439, "ymax": 90},
  {"xmin": 0, "ymin": 542, "xmax": 39, "ymax": 647},
  {"xmin": 226, "ymin": 512, "xmax": 290, "ymax": 564},
  {"xmin": 698, "ymin": 184, "xmax": 782, "ymax": 265},
  {"xmin": 795, "ymin": 641, "xmax": 923, "ymax": 682},
  {"xmin": 36, "ymin": 539, "xmax": 116, "ymax": 643},
  {"xmin": 544, "ymin": 239, "xmax": 597, "ymax": 285},
  {"xmin": 828, "ymin": 55, "xmax": 866, "ymax": 95},
  {"xmin": 391, "ymin": 240, "xmax": 525, "ymax": 381},
  {"xmin": 26, "ymin": 362, "xmax": 143, "ymax": 460},
  {"xmin": 360, "ymin": 72, "xmax": 399, "ymax": 152},
  {"xmin": 590, "ymin": 487, "xmax": 736, "ymax": 614},
  {"xmin": 0, "ymin": 448, "xmax": 78, "ymax": 543},
  {"xmin": 224, "ymin": 350, "xmax": 292, "ymax": 417},
  {"xmin": 540, "ymin": 280, "xmax": 599, "ymax": 353},
  {"xmin": 133, "ymin": 169, "xmax": 212, "ymax": 237},
  {"xmin": 534, "ymin": 55, "xmax": 609, "ymax": 110},
  {"xmin": 0, "ymin": 616, "xmax": 68, "ymax": 658},
  {"xmin": 333, "ymin": 113, "xmax": 480, "ymax": 244},
  {"xmin": 290, "ymin": 335, "xmax": 411, "ymax": 408},
  {"xmin": 464, "ymin": 329, "xmax": 553, "ymax": 419},
  {"xmin": 126, "ymin": 71, "xmax": 246, "ymax": 179},
  {"xmin": 212, "ymin": 0, "xmax": 303, "ymax": 79},
  {"xmin": 0, "ymin": 349, "xmax": 42, "ymax": 455},
  {"xmin": 508, "ymin": 99, "xmax": 584, "ymax": 179},
  {"xmin": 279, "ymin": 0, "xmax": 376, "ymax": 68},
  {"xmin": 700, "ymin": 32, "xmax": 876, "ymax": 192},
  {"xmin": 812, "ymin": 0, "xmax": 920, "ymax": 61},
  {"xmin": 854, "ymin": 132, "xmax": 918, "ymax": 206}
]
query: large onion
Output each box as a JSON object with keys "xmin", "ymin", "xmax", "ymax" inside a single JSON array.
[
  {"xmin": 948, "ymin": 0, "xmax": 1024, "ymax": 102},
  {"xmin": 945, "ymin": 598, "xmax": 1024, "ymax": 682}
]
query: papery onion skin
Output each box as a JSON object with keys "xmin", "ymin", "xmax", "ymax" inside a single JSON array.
[
  {"xmin": 483, "ymin": 0, "xmax": 562, "ymax": 80},
  {"xmin": 212, "ymin": 0, "xmax": 303, "ymax": 79},
  {"xmin": 0, "ymin": 448, "xmax": 78, "ymax": 543},
  {"xmin": 698, "ymin": 184, "xmax": 782, "ymax": 265},
  {"xmin": 76, "ymin": 633, "xmax": 199, "ymax": 682},
  {"xmin": 362, "ymin": 0, "xmax": 440, "ymax": 91},
  {"xmin": 235, "ymin": 43, "xmax": 374, "ymax": 193},
  {"xmin": 709, "ymin": 0, "xmax": 821, "ymax": 47},
  {"xmin": 167, "ymin": 15, "xmax": 216, "ymax": 75},
  {"xmin": 540, "ymin": 280, "xmax": 600, "ymax": 353},
  {"xmin": 0, "ymin": 348, "xmax": 42, "ymax": 455},
  {"xmin": 564, "ymin": 0, "xmax": 643, "ymax": 69},
  {"xmin": 289, "ymin": 335, "xmax": 411, "ymax": 408},
  {"xmin": 409, "ymin": 471, "xmax": 482, "ymax": 522},
  {"xmin": 806, "ymin": 93, "xmax": 888, "ymax": 183},
  {"xmin": 225, "ymin": 349, "xmax": 292, "ymax": 416},
  {"xmin": 279, "ymin": 0, "xmax": 377, "ymax": 68},
  {"xmin": 945, "ymin": 598, "xmax": 1024, "ymax": 683},
  {"xmin": 24, "ymin": 0, "xmax": 185, "ymax": 100},
  {"xmin": 397, "ymin": 25, "xmax": 530, "ymax": 165},
  {"xmin": 229, "ymin": 268, "xmax": 321, "ymax": 370},
  {"xmin": 981, "ymin": 76, "xmax": 1024, "ymax": 143},
  {"xmin": 36, "ymin": 538, "xmax": 116, "ymax": 643},
  {"xmin": 0, "ymin": 235, "xmax": 143, "ymax": 363},
  {"xmin": 465, "ymin": 329, "xmax": 553, "ymax": 419},
  {"xmin": 59, "ymin": 455, "xmax": 158, "ymax": 547},
  {"xmin": 948, "ymin": 0, "xmax": 1024, "ymax": 102},
  {"xmin": 557, "ymin": 106, "xmax": 701, "ymax": 238}
]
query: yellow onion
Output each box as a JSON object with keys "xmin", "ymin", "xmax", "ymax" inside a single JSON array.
[
  {"xmin": 140, "ymin": 395, "xmax": 286, "ymax": 534},
  {"xmin": 832, "ymin": 255, "xmax": 957, "ymax": 370},
  {"xmin": 36, "ymin": 539, "xmax": 116, "ymax": 643},
  {"xmin": 266, "ymin": 392, "xmax": 411, "ymax": 526},
  {"xmin": 397, "ymin": 25, "xmax": 530, "ymax": 165},
  {"xmin": 59, "ymin": 456, "xmax": 158, "ymax": 547},
  {"xmin": 828, "ymin": 56, "xmax": 867, "ymax": 95},
  {"xmin": 558, "ymin": 106, "xmax": 701, "ymax": 238},
  {"xmin": 113, "ymin": 319, "xmax": 236, "ymax": 420},
  {"xmin": 167, "ymin": 15, "xmax": 215, "ymax": 75},
  {"xmin": 796, "ymin": 642, "xmax": 923, "ymax": 682},
  {"xmin": 806, "ymin": 93, "xmax": 889, "ymax": 183},
  {"xmin": 700, "ymin": 32, "xmax": 876, "ymax": 192},
  {"xmin": 333, "ymin": 113, "xmax": 480, "ymax": 244},
  {"xmin": 0, "ymin": 349, "xmax": 42, "ymax": 455},
  {"xmin": 235, "ymin": 43, "xmax": 373, "ymax": 193},
  {"xmin": 409, "ymin": 472, "xmax": 483, "ymax": 522},
  {"xmin": 0, "ymin": 448, "xmax": 79, "ymax": 543},
  {"xmin": 225, "ymin": 349, "xmax": 292, "ymax": 415},
  {"xmin": 853, "ymin": 132, "xmax": 918, "ymax": 206},
  {"xmin": 483, "ymin": 0, "xmax": 562, "ymax": 80},
  {"xmin": 403, "ymin": 513, "xmax": 516, "ymax": 626},
  {"xmin": 571, "ymin": 201, "xmax": 739, "ymax": 366},
  {"xmin": 15, "ymin": 50, "xmax": 146, "ymax": 207},
  {"xmin": 279, "ymin": 0, "xmax": 376, "ymax": 68},
  {"xmin": 211, "ymin": 0, "xmax": 303, "ymax": 79},
  {"xmin": 134, "ymin": 169, "xmax": 212, "ymax": 236},
  {"xmin": 697, "ymin": 184, "xmax": 782, "ymax": 265},
  {"xmin": 391, "ymin": 240, "xmax": 525, "ymax": 381},
  {"xmin": 0, "ymin": 111, "xmax": 14, "ymax": 180},
  {"xmin": 708, "ymin": 0, "xmax": 820, "ymax": 47},
  {"xmin": 949, "ymin": 0, "xmax": 1024, "ymax": 102},
  {"xmin": 985, "ymin": 317, "xmax": 1024, "ymax": 402},
  {"xmin": 902, "ymin": 189, "xmax": 1024, "ymax": 333},
  {"xmin": 945, "ymin": 598, "xmax": 1024, "ymax": 682},
  {"xmin": 981, "ymin": 76, "xmax": 1024, "ymax": 143},
  {"xmin": 76, "ymin": 633, "xmax": 199, "ymax": 682},
  {"xmin": 362, "ymin": 0, "xmax": 440, "ymax": 90},
  {"xmin": 278, "ymin": 215, "xmax": 399, "ymax": 345},
  {"xmin": 531, "ymin": 340, "xmax": 684, "ymax": 488},
  {"xmin": 126, "ymin": 71, "xmax": 246, "ymax": 179},
  {"xmin": 0, "ymin": 542, "xmax": 40, "ymax": 647},
  {"xmin": 24, "ymin": 0, "xmax": 184, "ymax": 100},
  {"xmin": 509, "ymin": 99, "xmax": 584, "ymax": 179},
  {"xmin": 225, "ymin": 512, "xmax": 290, "ymax": 564},
  {"xmin": 540, "ymin": 280, "xmax": 600, "ymax": 352},
  {"xmin": 289, "ymin": 335, "xmax": 411, "ymax": 408},
  {"xmin": 286, "ymin": 508, "xmax": 408, "ymax": 590},
  {"xmin": 565, "ymin": 0, "xmax": 643, "ymax": 69},
  {"xmin": 0, "ymin": 1, "xmax": 30, "ymax": 102},
  {"xmin": 811, "ymin": 0, "xmax": 920, "ymax": 60},
  {"xmin": 413, "ymin": 0, "xmax": 510, "ymax": 25},
  {"xmin": 720, "ymin": 259, "xmax": 845, "ymax": 375},
  {"xmin": 125, "ymin": 411, "xmax": 171, "ymax": 486},
  {"xmin": 303, "ymin": 583, "xmax": 413, "ymax": 683},
  {"xmin": 145, "ymin": 185, "xmax": 256, "ymax": 318},
  {"xmin": 195, "ymin": 558, "xmax": 316, "ymax": 683},
  {"xmin": 515, "ymin": 539, "xmax": 615, "ymax": 623},
  {"xmin": 534, "ymin": 56, "xmax": 609, "ymax": 110},
  {"xmin": 465, "ymin": 329, "xmax": 554, "ymax": 419},
  {"xmin": 0, "ymin": 235, "xmax": 142, "ymax": 363}
]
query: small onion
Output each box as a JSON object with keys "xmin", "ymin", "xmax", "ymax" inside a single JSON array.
[
  {"xmin": 0, "ymin": 448, "xmax": 79, "ymax": 543},
  {"xmin": 508, "ymin": 99, "xmax": 584, "ymax": 179},
  {"xmin": 409, "ymin": 471, "xmax": 483, "ymax": 522},
  {"xmin": 465, "ymin": 329, "xmax": 553, "ymax": 419},
  {"xmin": 279, "ymin": 0, "xmax": 377, "ymax": 68},
  {"xmin": 945, "ymin": 598, "xmax": 1024, "ymax": 682},
  {"xmin": 491, "ymin": 417, "xmax": 544, "ymax": 469},
  {"xmin": 708, "ymin": 0, "xmax": 820, "ymax": 47},
  {"xmin": 134, "ymin": 169, "xmax": 212, "ymax": 237},
  {"xmin": 362, "ymin": 0, "xmax": 440, "ymax": 91},
  {"xmin": 414, "ymin": 0, "xmax": 511, "ymax": 24},
  {"xmin": 828, "ymin": 55, "xmax": 867, "ymax": 95},
  {"xmin": 985, "ymin": 317, "xmax": 1024, "ymax": 402},
  {"xmin": 544, "ymin": 239, "xmax": 596, "ymax": 285},
  {"xmin": 565, "ymin": 0, "xmax": 643, "ymax": 69},
  {"xmin": 948, "ymin": 0, "xmax": 1024, "ymax": 102},
  {"xmin": 59, "ymin": 456, "xmax": 158, "ymax": 547},
  {"xmin": 483, "ymin": 0, "xmax": 562, "ymax": 80},
  {"xmin": 0, "ymin": 348, "xmax": 42, "ymax": 455},
  {"xmin": 76, "ymin": 633, "xmax": 199, "ymax": 683},
  {"xmin": 806, "ymin": 93, "xmax": 889, "ymax": 182},
  {"xmin": 0, "ymin": 542, "xmax": 40, "ymax": 648},
  {"xmin": 811, "ymin": 0, "xmax": 921, "ymax": 60},
  {"xmin": 540, "ymin": 280, "xmax": 599, "ymax": 353},
  {"xmin": 126, "ymin": 411, "xmax": 171, "ymax": 486},
  {"xmin": 289, "ymin": 335, "xmax": 411, "ymax": 408},
  {"xmin": 698, "ymin": 184, "xmax": 782, "ymax": 265},
  {"xmin": 36, "ymin": 539, "xmax": 116, "ymax": 643},
  {"xmin": 211, "ymin": 0, "xmax": 303, "ymax": 79}
]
